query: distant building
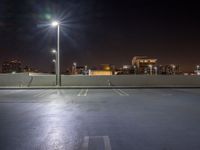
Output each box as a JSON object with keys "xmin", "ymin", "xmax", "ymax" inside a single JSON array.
[
  {"xmin": 158, "ymin": 64, "xmax": 180, "ymax": 75},
  {"xmin": 89, "ymin": 70, "xmax": 112, "ymax": 76},
  {"xmin": 88, "ymin": 64, "xmax": 114, "ymax": 76},
  {"xmin": 2, "ymin": 59, "xmax": 22, "ymax": 73},
  {"xmin": 101, "ymin": 64, "xmax": 111, "ymax": 71},
  {"xmin": 115, "ymin": 65, "xmax": 134, "ymax": 75},
  {"xmin": 71, "ymin": 62, "xmax": 88, "ymax": 75},
  {"xmin": 90, "ymin": 64, "xmax": 115, "ymax": 71},
  {"xmin": 132, "ymin": 56, "xmax": 157, "ymax": 74},
  {"xmin": 122, "ymin": 65, "xmax": 132, "ymax": 70},
  {"xmin": 23, "ymin": 66, "xmax": 39, "ymax": 73}
]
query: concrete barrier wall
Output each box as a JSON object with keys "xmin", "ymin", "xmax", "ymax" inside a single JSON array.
[
  {"xmin": 0, "ymin": 73, "xmax": 31, "ymax": 87},
  {"xmin": 0, "ymin": 73, "xmax": 200, "ymax": 87},
  {"xmin": 29, "ymin": 75, "xmax": 56, "ymax": 86},
  {"xmin": 61, "ymin": 75, "xmax": 200, "ymax": 87}
]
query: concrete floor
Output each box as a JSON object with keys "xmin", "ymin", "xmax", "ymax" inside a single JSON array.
[{"xmin": 0, "ymin": 89, "xmax": 200, "ymax": 150}]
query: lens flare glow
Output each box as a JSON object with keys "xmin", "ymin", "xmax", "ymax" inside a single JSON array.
[{"xmin": 51, "ymin": 21, "xmax": 59, "ymax": 27}]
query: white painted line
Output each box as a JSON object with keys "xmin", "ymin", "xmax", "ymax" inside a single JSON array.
[
  {"xmin": 103, "ymin": 136, "xmax": 112, "ymax": 150},
  {"xmin": 39, "ymin": 90, "xmax": 54, "ymax": 97},
  {"xmin": 82, "ymin": 136, "xmax": 89, "ymax": 150},
  {"xmin": 82, "ymin": 136, "xmax": 112, "ymax": 150},
  {"xmin": 118, "ymin": 89, "xmax": 129, "ymax": 96},
  {"xmin": 84, "ymin": 89, "xmax": 88, "ymax": 96},
  {"xmin": 77, "ymin": 89, "xmax": 84, "ymax": 96},
  {"xmin": 113, "ymin": 89, "xmax": 124, "ymax": 96},
  {"xmin": 113, "ymin": 89, "xmax": 128, "ymax": 96},
  {"xmin": 34, "ymin": 90, "xmax": 51, "ymax": 97},
  {"xmin": 78, "ymin": 89, "xmax": 88, "ymax": 96}
]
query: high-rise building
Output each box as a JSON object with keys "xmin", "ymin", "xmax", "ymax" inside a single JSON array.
[{"xmin": 2, "ymin": 59, "xmax": 22, "ymax": 73}]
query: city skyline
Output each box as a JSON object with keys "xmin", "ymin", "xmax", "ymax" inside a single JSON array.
[{"xmin": 0, "ymin": 0, "xmax": 200, "ymax": 72}]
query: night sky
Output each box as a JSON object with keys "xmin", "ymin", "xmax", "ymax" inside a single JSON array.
[{"xmin": 0, "ymin": 0, "xmax": 200, "ymax": 72}]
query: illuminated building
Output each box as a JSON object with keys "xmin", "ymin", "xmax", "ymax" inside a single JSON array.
[
  {"xmin": 101, "ymin": 64, "xmax": 111, "ymax": 71},
  {"xmin": 89, "ymin": 64, "xmax": 114, "ymax": 76},
  {"xmin": 71, "ymin": 62, "xmax": 88, "ymax": 75},
  {"xmin": 2, "ymin": 59, "xmax": 22, "ymax": 73},
  {"xmin": 132, "ymin": 56, "xmax": 157, "ymax": 74},
  {"xmin": 89, "ymin": 70, "xmax": 113, "ymax": 76}
]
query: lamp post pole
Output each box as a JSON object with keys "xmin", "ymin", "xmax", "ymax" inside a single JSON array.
[
  {"xmin": 154, "ymin": 66, "xmax": 158, "ymax": 75},
  {"xmin": 52, "ymin": 59, "xmax": 56, "ymax": 74},
  {"xmin": 172, "ymin": 65, "xmax": 176, "ymax": 75},
  {"xmin": 57, "ymin": 24, "xmax": 60, "ymax": 86},
  {"xmin": 197, "ymin": 65, "xmax": 200, "ymax": 75},
  {"xmin": 51, "ymin": 21, "xmax": 60, "ymax": 86},
  {"xmin": 149, "ymin": 65, "xmax": 152, "ymax": 75}
]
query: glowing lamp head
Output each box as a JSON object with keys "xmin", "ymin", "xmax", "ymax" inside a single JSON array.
[
  {"xmin": 172, "ymin": 65, "xmax": 176, "ymax": 69},
  {"xmin": 51, "ymin": 21, "xmax": 59, "ymax": 27},
  {"xmin": 52, "ymin": 49, "xmax": 57, "ymax": 53}
]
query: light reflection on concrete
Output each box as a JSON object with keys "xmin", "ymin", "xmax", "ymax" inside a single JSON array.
[{"xmin": 35, "ymin": 99, "xmax": 80, "ymax": 150}]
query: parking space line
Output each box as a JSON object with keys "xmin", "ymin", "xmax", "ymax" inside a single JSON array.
[
  {"xmin": 118, "ymin": 89, "xmax": 129, "ymax": 96},
  {"xmin": 113, "ymin": 89, "xmax": 129, "ymax": 96},
  {"xmin": 84, "ymin": 89, "xmax": 88, "ymax": 96},
  {"xmin": 33, "ymin": 91, "xmax": 48, "ymax": 97},
  {"xmin": 77, "ymin": 89, "xmax": 84, "ymax": 96},
  {"xmin": 103, "ymin": 136, "xmax": 112, "ymax": 150},
  {"xmin": 77, "ymin": 89, "xmax": 88, "ymax": 96},
  {"xmin": 82, "ymin": 136, "xmax": 112, "ymax": 150},
  {"xmin": 33, "ymin": 90, "xmax": 53, "ymax": 98},
  {"xmin": 113, "ymin": 89, "xmax": 123, "ymax": 96},
  {"xmin": 82, "ymin": 136, "xmax": 89, "ymax": 150}
]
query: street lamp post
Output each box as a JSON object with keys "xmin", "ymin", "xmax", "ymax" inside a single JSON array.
[
  {"xmin": 51, "ymin": 49, "xmax": 57, "ymax": 74},
  {"xmin": 52, "ymin": 59, "xmax": 56, "ymax": 74},
  {"xmin": 51, "ymin": 21, "xmax": 60, "ymax": 86},
  {"xmin": 154, "ymin": 66, "xmax": 158, "ymax": 75},
  {"xmin": 133, "ymin": 65, "xmax": 136, "ymax": 75},
  {"xmin": 196, "ymin": 65, "xmax": 200, "ymax": 75},
  {"xmin": 172, "ymin": 65, "xmax": 176, "ymax": 75},
  {"xmin": 148, "ymin": 65, "xmax": 153, "ymax": 75}
]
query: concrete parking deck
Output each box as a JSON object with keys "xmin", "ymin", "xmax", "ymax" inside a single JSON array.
[{"xmin": 0, "ymin": 89, "xmax": 200, "ymax": 150}]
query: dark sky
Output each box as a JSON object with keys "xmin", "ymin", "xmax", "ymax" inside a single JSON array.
[{"xmin": 0, "ymin": 0, "xmax": 200, "ymax": 72}]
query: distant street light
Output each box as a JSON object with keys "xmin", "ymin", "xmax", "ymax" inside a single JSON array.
[
  {"xmin": 73, "ymin": 62, "xmax": 77, "ymax": 75},
  {"xmin": 196, "ymin": 65, "xmax": 200, "ymax": 75},
  {"xmin": 196, "ymin": 65, "xmax": 200, "ymax": 70},
  {"xmin": 52, "ymin": 59, "xmax": 56, "ymax": 74},
  {"xmin": 172, "ymin": 65, "xmax": 176, "ymax": 75},
  {"xmin": 51, "ymin": 50, "xmax": 57, "ymax": 74},
  {"xmin": 51, "ymin": 21, "xmax": 60, "ymax": 86},
  {"xmin": 51, "ymin": 49, "xmax": 57, "ymax": 54},
  {"xmin": 148, "ymin": 65, "xmax": 153, "ymax": 75},
  {"xmin": 52, "ymin": 59, "xmax": 56, "ymax": 63},
  {"xmin": 133, "ymin": 65, "xmax": 136, "ymax": 75},
  {"xmin": 154, "ymin": 66, "xmax": 158, "ymax": 75}
]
